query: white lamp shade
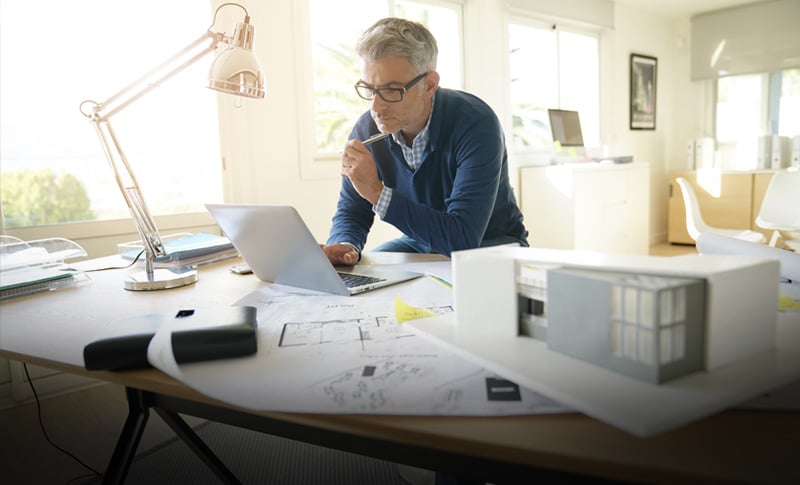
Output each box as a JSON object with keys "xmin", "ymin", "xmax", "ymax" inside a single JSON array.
[{"xmin": 208, "ymin": 21, "xmax": 265, "ymax": 99}]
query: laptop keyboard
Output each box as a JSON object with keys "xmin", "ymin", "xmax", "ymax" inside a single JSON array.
[{"xmin": 338, "ymin": 272, "xmax": 386, "ymax": 288}]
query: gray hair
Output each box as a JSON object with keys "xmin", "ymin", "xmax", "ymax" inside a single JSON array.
[{"xmin": 355, "ymin": 18, "xmax": 438, "ymax": 73}]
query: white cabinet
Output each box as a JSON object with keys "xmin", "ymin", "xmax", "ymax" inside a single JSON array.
[{"xmin": 519, "ymin": 163, "xmax": 650, "ymax": 255}]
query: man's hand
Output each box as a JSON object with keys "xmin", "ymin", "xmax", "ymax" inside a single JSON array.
[
  {"xmin": 341, "ymin": 139, "xmax": 383, "ymax": 204},
  {"xmin": 321, "ymin": 243, "xmax": 359, "ymax": 266}
]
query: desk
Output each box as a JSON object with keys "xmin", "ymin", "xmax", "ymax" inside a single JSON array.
[{"xmin": 1, "ymin": 255, "xmax": 798, "ymax": 484}]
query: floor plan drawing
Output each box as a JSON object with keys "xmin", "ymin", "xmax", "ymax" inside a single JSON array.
[
  {"xmin": 147, "ymin": 285, "xmax": 569, "ymax": 416},
  {"xmin": 279, "ymin": 305, "xmax": 453, "ymax": 350}
]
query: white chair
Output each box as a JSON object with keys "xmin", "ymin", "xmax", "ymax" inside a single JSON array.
[
  {"xmin": 756, "ymin": 170, "xmax": 800, "ymax": 251},
  {"xmin": 675, "ymin": 177, "xmax": 766, "ymax": 244}
]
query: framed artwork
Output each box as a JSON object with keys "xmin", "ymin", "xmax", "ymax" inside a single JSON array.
[{"xmin": 630, "ymin": 54, "xmax": 657, "ymax": 130}]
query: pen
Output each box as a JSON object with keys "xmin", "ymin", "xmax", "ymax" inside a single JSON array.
[
  {"xmin": 426, "ymin": 273, "xmax": 453, "ymax": 289},
  {"xmin": 362, "ymin": 132, "xmax": 391, "ymax": 145}
]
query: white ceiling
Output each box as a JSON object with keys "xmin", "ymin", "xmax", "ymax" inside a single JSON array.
[{"xmin": 614, "ymin": 0, "xmax": 771, "ymax": 18}]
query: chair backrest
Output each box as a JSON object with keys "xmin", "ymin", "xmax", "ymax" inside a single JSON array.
[
  {"xmin": 675, "ymin": 177, "xmax": 708, "ymax": 240},
  {"xmin": 756, "ymin": 171, "xmax": 800, "ymax": 231}
]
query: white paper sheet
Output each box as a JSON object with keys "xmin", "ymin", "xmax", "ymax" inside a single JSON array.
[{"xmin": 147, "ymin": 273, "xmax": 570, "ymax": 416}]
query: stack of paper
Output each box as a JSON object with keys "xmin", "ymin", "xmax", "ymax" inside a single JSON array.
[{"xmin": 0, "ymin": 236, "xmax": 89, "ymax": 300}]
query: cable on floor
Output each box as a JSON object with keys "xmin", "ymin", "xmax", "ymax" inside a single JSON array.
[{"xmin": 22, "ymin": 363, "xmax": 104, "ymax": 482}]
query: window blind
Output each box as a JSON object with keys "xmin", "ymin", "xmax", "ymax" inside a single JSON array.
[{"xmin": 691, "ymin": 0, "xmax": 800, "ymax": 80}]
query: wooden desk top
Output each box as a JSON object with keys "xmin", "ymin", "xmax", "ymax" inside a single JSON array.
[{"xmin": 1, "ymin": 253, "xmax": 797, "ymax": 483}]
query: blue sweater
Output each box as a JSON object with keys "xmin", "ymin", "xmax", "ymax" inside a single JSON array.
[{"xmin": 327, "ymin": 88, "xmax": 528, "ymax": 256}]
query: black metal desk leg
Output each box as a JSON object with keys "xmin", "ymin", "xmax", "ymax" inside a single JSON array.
[
  {"xmin": 154, "ymin": 408, "xmax": 241, "ymax": 484},
  {"xmin": 102, "ymin": 387, "xmax": 150, "ymax": 485}
]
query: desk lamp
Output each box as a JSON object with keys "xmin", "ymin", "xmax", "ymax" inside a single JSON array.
[{"xmin": 80, "ymin": 3, "xmax": 264, "ymax": 291}]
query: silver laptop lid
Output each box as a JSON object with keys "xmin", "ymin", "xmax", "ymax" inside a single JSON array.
[{"xmin": 205, "ymin": 204, "xmax": 421, "ymax": 296}]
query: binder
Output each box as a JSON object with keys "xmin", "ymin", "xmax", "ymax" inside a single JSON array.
[
  {"xmin": 695, "ymin": 137, "xmax": 715, "ymax": 169},
  {"xmin": 83, "ymin": 306, "xmax": 258, "ymax": 371},
  {"xmin": 792, "ymin": 135, "xmax": 800, "ymax": 168},
  {"xmin": 118, "ymin": 232, "xmax": 238, "ymax": 268},
  {"xmin": 771, "ymin": 135, "xmax": 791, "ymax": 169},
  {"xmin": 757, "ymin": 135, "xmax": 772, "ymax": 170}
]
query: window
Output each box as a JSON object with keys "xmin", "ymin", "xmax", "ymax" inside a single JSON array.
[
  {"xmin": 776, "ymin": 70, "xmax": 800, "ymax": 136},
  {"xmin": 306, "ymin": 0, "xmax": 463, "ymax": 159},
  {"xmin": 0, "ymin": 1, "xmax": 222, "ymax": 229},
  {"xmin": 715, "ymin": 68, "xmax": 800, "ymax": 169},
  {"xmin": 508, "ymin": 20, "xmax": 599, "ymax": 161}
]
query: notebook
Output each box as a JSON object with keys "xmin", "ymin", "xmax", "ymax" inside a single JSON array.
[{"xmin": 205, "ymin": 203, "xmax": 423, "ymax": 296}]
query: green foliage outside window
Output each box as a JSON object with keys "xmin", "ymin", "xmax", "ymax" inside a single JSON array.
[{"xmin": 1, "ymin": 168, "xmax": 96, "ymax": 228}]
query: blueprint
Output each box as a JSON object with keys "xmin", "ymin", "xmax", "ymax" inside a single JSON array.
[{"xmin": 147, "ymin": 270, "xmax": 569, "ymax": 416}]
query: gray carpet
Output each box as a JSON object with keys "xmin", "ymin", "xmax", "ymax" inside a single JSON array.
[{"xmin": 83, "ymin": 420, "xmax": 410, "ymax": 485}]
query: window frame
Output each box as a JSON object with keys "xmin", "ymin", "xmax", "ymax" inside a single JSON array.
[
  {"xmin": 504, "ymin": 13, "xmax": 602, "ymax": 166},
  {"xmin": 713, "ymin": 68, "xmax": 799, "ymax": 170}
]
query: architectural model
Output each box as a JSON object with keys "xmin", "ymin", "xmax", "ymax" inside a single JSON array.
[
  {"xmin": 452, "ymin": 246, "xmax": 778, "ymax": 378},
  {"xmin": 522, "ymin": 265, "xmax": 706, "ymax": 383}
]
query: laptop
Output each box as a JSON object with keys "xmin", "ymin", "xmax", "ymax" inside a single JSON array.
[
  {"xmin": 547, "ymin": 108, "xmax": 586, "ymax": 162},
  {"xmin": 205, "ymin": 203, "xmax": 423, "ymax": 296}
]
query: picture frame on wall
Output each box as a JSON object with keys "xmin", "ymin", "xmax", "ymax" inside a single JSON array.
[{"xmin": 630, "ymin": 53, "xmax": 657, "ymax": 130}]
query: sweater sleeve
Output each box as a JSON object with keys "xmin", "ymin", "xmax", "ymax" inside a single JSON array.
[
  {"xmin": 326, "ymin": 113, "xmax": 377, "ymax": 251},
  {"xmin": 382, "ymin": 116, "xmax": 504, "ymax": 256},
  {"xmin": 326, "ymin": 175, "xmax": 375, "ymax": 252}
]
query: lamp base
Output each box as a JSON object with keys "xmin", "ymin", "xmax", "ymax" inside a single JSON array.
[{"xmin": 124, "ymin": 268, "xmax": 198, "ymax": 291}]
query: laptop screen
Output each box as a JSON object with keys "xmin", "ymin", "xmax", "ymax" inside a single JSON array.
[{"xmin": 548, "ymin": 109, "xmax": 584, "ymax": 147}]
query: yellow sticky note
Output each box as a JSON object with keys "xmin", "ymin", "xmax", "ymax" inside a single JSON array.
[
  {"xmin": 778, "ymin": 293, "xmax": 800, "ymax": 312},
  {"xmin": 395, "ymin": 296, "xmax": 437, "ymax": 323}
]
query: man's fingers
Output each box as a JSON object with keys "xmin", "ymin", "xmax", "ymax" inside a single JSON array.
[
  {"xmin": 342, "ymin": 250, "xmax": 358, "ymax": 264},
  {"xmin": 322, "ymin": 243, "xmax": 358, "ymax": 266}
]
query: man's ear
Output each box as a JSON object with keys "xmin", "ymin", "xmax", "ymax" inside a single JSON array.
[{"xmin": 425, "ymin": 71, "xmax": 441, "ymax": 94}]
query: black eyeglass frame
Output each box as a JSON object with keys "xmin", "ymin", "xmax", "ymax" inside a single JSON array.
[{"xmin": 354, "ymin": 72, "xmax": 428, "ymax": 103}]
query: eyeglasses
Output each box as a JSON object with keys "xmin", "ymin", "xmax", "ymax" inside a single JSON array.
[{"xmin": 354, "ymin": 72, "xmax": 428, "ymax": 103}]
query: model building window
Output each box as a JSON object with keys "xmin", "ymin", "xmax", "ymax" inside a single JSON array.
[{"xmin": 610, "ymin": 285, "xmax": 687, "ymax": 366}]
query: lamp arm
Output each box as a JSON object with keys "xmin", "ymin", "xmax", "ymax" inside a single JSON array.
[
  {"xmin": 89, "ymin": 117, "xmax": 163, "ymax": 265},
  {"xmin": 79, "ymin": 29, "xmax": 225, "ymax": 273},
  {"xmin": 83, "ymin": 31, "xmax": 223, "ymax": 122}
]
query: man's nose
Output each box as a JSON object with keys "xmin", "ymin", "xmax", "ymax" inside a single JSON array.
[{"xmin": 370, "ymin": 95, "xmax": 389, "ymax": 110}]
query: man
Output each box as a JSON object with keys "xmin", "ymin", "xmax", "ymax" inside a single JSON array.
[{"xmin": 323, "ymin": 17, "xmax": 528, "ymax": 266}]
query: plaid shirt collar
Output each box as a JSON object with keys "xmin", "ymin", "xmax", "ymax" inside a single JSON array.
[{"xmin": 391, "ymin": 94, "xmax": 435, "ymax": 171}]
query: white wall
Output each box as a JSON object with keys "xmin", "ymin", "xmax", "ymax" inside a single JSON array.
[
  {"xmin": 606, "ymin": 5, "xmax": 714, "ymax": 244},
  {"xmin": 670, "ymin": 18, "xmax": 716, "ymax": 172},
  {"xmin": 604, "ymin": 4, "xmax": 675, "ymax": 243}
]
